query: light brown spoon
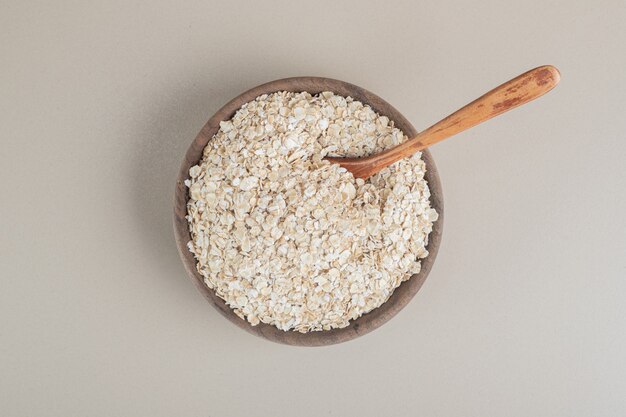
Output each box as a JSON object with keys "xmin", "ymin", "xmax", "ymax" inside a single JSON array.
[{"xmin": 325, "ymin": 65, "xmax": 561, "ymax": 179}]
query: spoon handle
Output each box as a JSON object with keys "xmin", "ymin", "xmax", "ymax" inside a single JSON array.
[
  {"xmin": 410, "ymin": 65, "xmax": 560, "ymax": 149},
  {"xmin": 344, "ymin": 65, "xmax": 560, "ymax": 178}
]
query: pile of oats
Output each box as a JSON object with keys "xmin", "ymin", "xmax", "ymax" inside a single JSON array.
[{"xmin": 185, "ymin": 91, "xmax": 438, "ymax": 332}]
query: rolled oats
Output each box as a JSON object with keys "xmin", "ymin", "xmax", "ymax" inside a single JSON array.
[{"xmin": 186, "ymin": 91, "xmax": 438, "ymax": 332}]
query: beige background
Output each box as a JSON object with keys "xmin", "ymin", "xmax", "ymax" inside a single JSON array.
[{"xmin": 2, "ymin": 0, "xmax": 625, "ymax": 416}]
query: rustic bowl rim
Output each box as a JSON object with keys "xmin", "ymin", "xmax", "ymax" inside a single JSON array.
[{"xmin": 173, "ymin": 76, "xmax": 444, "ymax": 346}]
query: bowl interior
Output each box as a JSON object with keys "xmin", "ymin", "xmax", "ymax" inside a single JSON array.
[{"xmin": 174, "ymin": 77, "xmax": 443, "ymax": 346}]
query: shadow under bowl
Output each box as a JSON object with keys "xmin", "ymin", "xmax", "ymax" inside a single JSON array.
[{"xmin": 174, "ymin": 77, "xmax": 444, "ymax": 346}]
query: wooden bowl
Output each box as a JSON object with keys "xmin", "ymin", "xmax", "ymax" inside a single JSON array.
[{"xmin": 173, "ymin": 77, "xmax": 444, "ymax": 346}]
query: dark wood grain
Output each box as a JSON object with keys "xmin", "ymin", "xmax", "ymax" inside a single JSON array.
[
  {"xmin": 326, "ymin": 66, "xmax": 560, "ymax": 179},
  {"xmin": 173, "ymin": 77, "xmax": 444, "ymax": 346}
]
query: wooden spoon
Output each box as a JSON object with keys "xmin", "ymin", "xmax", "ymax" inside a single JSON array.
[{"xmin": 325, "ymin": 65, "xmax": 561, "ymax": 179}]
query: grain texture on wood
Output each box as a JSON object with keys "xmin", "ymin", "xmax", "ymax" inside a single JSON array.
[
  {"xmin": 326, "ymin": 65, "xmax": 560, "ymax": 179},
  {"xmin": 173, "ymin": 77, "xmax": 444, "ymax": 346}
]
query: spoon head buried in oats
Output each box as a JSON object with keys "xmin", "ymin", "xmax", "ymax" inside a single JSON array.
[{"xmin": 325, "ymin": 65, "xmax": 560, "ymax": 179}]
